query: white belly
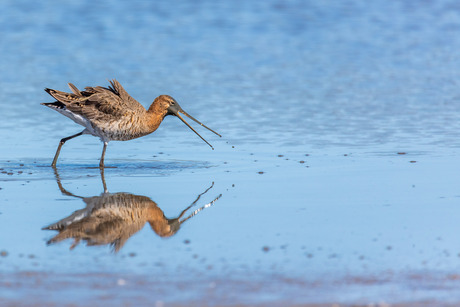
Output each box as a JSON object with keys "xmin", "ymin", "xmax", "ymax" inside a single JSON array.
[{"xmin": 56, "ymin": 108, "xmax": 98, "ymax": 137}]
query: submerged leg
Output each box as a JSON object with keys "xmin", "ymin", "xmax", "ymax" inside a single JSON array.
[
  {"xmin": 51, "ymin": 131, "xmax": 85, "ymax": 167},
  {"xmin": 99, "ymin": 142, "xmax": 108, "ymax": 168}
]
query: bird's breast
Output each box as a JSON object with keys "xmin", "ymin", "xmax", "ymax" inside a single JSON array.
[{"xmin": 93, "ymin": 114, "xmax": 159, "ymax": 142}]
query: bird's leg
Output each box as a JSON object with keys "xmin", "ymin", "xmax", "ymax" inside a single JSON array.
[
  {"xmin": 51, "ymin": 131, "xmax": 85, "ymax": 167},
  {"xmin": 99, "ymin": 142, "xmax": 108, "ymax": 168}
]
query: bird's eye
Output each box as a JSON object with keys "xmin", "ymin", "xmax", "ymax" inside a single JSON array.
[{"xmin": 170, "ymin": 101, "xmax": 175, "ymax": 105}]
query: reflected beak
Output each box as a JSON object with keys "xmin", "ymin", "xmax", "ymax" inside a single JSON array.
[{"xmin": 168, "ymin": 103, "xmax": 221, "ymax": 149}]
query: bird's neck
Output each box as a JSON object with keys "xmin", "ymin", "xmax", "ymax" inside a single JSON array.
[{"xmin": 146, "ymin": 102, "xmax": 168, "ymax": 132}]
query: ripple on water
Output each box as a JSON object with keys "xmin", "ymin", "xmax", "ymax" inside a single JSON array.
[{"xmin": 0, "ymin": 158, "xmax": 213, "ymax": 182}]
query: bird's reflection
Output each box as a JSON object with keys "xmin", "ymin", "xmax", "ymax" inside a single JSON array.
[{"xmin": 43, "ymin": 168, "xmax": 221, "ymax": 252}]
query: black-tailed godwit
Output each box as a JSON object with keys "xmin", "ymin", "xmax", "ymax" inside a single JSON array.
[{"xmin": 42, "ymin": 79, "xmax": 221, "ymax": 167}]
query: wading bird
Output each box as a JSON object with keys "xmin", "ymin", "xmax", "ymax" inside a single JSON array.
[{"xmin": 42, "ymin": 80, "xmax": 221, "ymax": 167}]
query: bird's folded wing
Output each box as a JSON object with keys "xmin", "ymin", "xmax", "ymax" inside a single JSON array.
[{"xmin": 47, "ymin": 80, "xmax": 146, "ymax": 121}]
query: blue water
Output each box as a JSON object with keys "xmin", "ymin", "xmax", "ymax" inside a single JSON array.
[{"xmin": 2, "ymin": 0, "xmax": 460, "ymax": 305}]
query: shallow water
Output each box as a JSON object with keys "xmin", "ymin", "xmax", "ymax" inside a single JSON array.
[{"xmin": 2, "ymin": 0, "xmax": 460, "ymax": 306}]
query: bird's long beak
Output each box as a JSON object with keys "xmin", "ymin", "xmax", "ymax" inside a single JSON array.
[{"xmin": 168, "ymin": 103, "xmax": 221, "ymax": 149}]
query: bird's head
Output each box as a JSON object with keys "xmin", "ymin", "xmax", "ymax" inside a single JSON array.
[{"xmin": 154, "ymin": 95, "xmax": 221, "ymax": 149}]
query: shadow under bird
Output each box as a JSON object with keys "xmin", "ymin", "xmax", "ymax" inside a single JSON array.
[{"xmin": 42, "ymin": 79, "xmax": 221, "ymax": 168}]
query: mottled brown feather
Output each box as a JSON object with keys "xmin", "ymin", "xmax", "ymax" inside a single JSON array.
[{"xmin": 46, "ymin": 79, "xmax": 147, "ymax": 122}]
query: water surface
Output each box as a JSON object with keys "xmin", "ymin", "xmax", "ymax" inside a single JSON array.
[{"xmin": 2, "ymin": 0, "xmax": 460, "ymax": 306}]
